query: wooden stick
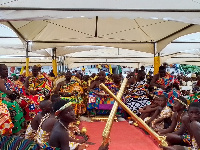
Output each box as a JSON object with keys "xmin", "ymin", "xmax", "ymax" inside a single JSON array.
[
  {"xmin": 101, "ymin": 78, "xmax": 128, "ymax": 146},
  {"xmin": 100, "ymin": 83, "xmax": 168, "ymax": 147}
]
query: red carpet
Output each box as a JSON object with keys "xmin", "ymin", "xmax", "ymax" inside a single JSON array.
[{"xmin": 80, "ymin": 121, "xmax": 160, "ymax": 150}]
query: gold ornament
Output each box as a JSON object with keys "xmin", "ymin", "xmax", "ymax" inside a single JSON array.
[{"xmin": 81, "ymin": 127, "xmax": 87, "ymax": 134}]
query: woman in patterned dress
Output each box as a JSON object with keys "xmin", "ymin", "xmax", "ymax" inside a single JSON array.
[
  {"xmin": 0, "ymin": 64, "xmax": 24, "ymax": 134},
  {"xmin": 125, "ymin": 70, "xmax": 150, "ymax": 115}
]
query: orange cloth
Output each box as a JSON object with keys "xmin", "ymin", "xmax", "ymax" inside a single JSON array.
[{"xmin": 0, "ymin": 101, "xmax": 14, "ymax": 135}]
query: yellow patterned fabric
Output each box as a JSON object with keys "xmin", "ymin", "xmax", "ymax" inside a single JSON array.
[
  {"xmin": 152, "ymin": 106, "xmax": 172, "ymax": 131},
  {"xmin": 69, "ymin": 142, "xmax": 79, "ymax": 150},
  {"xmin": 25, "ymin": 123, "xmax": 37, "ymax": 141},
  {"xmin": 190, "ymin": 138, "xmax": 199, "ymax": 150},
  {"xmin": 60, "ymin": 80, "xmax": 85, "ymax": 115},
  {"xmin": 0, "ymin": 101, "xmax": 14, "ymax": 135},
  {"xmin": 36, "ymin": 128, "xmax": 50, "ymax": 148}
]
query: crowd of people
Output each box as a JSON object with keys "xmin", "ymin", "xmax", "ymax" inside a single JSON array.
[{"xmin": 0, "ymin": 63, "xmax": 200, "ymax": 150}]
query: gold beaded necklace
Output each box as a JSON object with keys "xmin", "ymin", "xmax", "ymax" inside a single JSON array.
[{"xmin": 58, "ymin": 120, "xmax": 68, "ymax": 131}]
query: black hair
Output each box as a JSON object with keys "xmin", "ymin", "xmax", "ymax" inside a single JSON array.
[
  {"xmin": 53, "ymin": 100, "xmax": 68, "ymax": 112},
  {"xmin": 51, "ymin": 94, "xmax": 60, "ymax": 101},
  {"xmin": 39, "ymin": 99, "xmax": 51, "ymax": 109},
  {"xmin": 176, "ymin": 96, "xmax": 187, "ymax": 107},
  {"xmin": 141, "ymin": 66, "xmax": 145, "ymax": 69},
  {"xmin": 177, "ymin": 96, "xmax": 187, "ymax": 105},
  {"xmin": 32, "ymin": 65, "xmax": 38, "ymax": 69},
  {"xmin": 159, "ymin": 66, "xmax": 166, "ymax": 71},
  {"xmin": 158, "ymin": 95, "xmax": 167, "ymax": 101},
  {"xmin": 138, "ymin": 70, "xmax": 145, "ymax": 74},
  {"xmin": 188, "ymin": 102, "xmax": 200, "ymax": 110},
  {"xmin": 44, "ymin": 94, "xmax": 51, "ymax": 100},
  {"xmin": 0, "ymin": 64, "xmax": 6, "ymax": 71}
]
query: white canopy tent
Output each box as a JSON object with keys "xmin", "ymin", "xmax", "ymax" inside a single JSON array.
[
  {"xmin": 1, "ymin": 18, "xmax": 200, "ymax": 55},
  {"xmin": 64, "ymin": 49, "xmax": 200, "ymax": 68},
  {"xmin": 0, "ymin": 0, "xmax": 200, "ymax": 68},
  {"xmin": 0, "ymin": 24, "xmax": 53, "ymax": 66},
  {"xmin": 0, "ymin": 21, "xmax": 200, "ymax": 67},
  {"xmin": 1, "ymin": 0, "xmax": 200, "ymax": 24}
]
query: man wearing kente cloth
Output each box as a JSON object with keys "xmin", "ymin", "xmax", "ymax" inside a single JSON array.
[
  {"xmin": 54, "ymin": 71, "xmax": 85, "ymax": 117},
  {"xmin": 11, "ymin": 74, "xmax": 24, "ymax": 95},
  {"xmin": 37, "ymin": 64, "xmax": 53, "ymax": 86},
  {"xmin": 87, "ymin": 71, "xmax": 119, "ymax": 116},
  {"xmin": 23, "ymin": 65, "xmax": 51, "ymax": 126},
  {"xmin": 150, "ymin": 66, "xmax": 180, "ymax": 106}
]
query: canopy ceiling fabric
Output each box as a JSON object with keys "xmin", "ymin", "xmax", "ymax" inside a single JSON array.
[
  {"xmin": 0, "ymin": 57, "xmax": 52, "ymax": 67},
  {"xmin": 0, "ymin": 0, "xmax": 200, "ymax": 67},
  {"xmin": 0, "ymin": 22, "xmax": 200, "ymax": 67},
  {"xmin": 64, "ymin": 49, "xmax": 200, "ymax": 68},
  {"xmin": 1, "ymin": 0, "xmax": 200, "ymax": 25},
  {"xmin": 2, "ymin": 18, "xmax": 200, "ymax": 54}
]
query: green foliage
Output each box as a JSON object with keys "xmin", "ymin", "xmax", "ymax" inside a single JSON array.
[{"xmin": 179, "ymin": 64, "xmax": 200, "ymax": 75}]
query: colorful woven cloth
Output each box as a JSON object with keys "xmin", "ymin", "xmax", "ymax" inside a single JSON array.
[
  {"xmin": 87, "ymin": 81, "xmax": 120, "ymax": 115},
  {"xmin": 0, "ymin": 101, "xmax": 14, "ymax": 135},
  {"xmin": 28, "ymin": 74, "xmax": 52, "ymax": 96},
  {"xmin": 60, "ymin": 80, "xmax": 85, "ymax": 115},
  {"xmin": 155, "ymin": 73, "xmax": 180, "ymax": 106},
  {"xmin": 0, "ymin": 135, "xmax": 40, "ymax": 150},
  {"xmin": 156, "ymin": 73, "xmax": 176, "ymax": 88},
  {"xmin": 20, "ymin": 74, "xmax": 51, "ymax": 125},
  {"xmin": 43, "ymin": 142, "xmax": 60, "ymax": 150},
  {"xmin": 19, "ymin": 95, "xmax": 41, "ymax": 126},
  {"xmin": 188, "ymin": 92, "xmax": 200, "ymax": 104},
  {"xmin": 2, "ymin": 100, "xmax": 25, "ymax": 133},
  {"xmin": 125, "ymin": 80, "xmax": 150, "ymax": 115},
  {"xmin": 0, "ymin": 78, "xmax": 25, "ymax": 134}
]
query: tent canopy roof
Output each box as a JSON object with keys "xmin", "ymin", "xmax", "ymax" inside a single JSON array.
[
  {"xmin": 0, "ymin": 0, "xmax": 200, "ymax": 67},
  {"xmin": 2, "ymin": 18, "xmax": 200, "ymax": 54},
  {"xmin": 1, "ymin": 0, "xmax": 200, "ymax": 25}
]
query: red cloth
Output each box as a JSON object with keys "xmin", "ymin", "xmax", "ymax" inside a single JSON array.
[{"xmin": 80, "ymin": 121, "xmax": 160, "ymax": 150}]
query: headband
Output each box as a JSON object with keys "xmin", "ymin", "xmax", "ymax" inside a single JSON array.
[
  {"xmin": 55, "ymin": 102, "xmax": 72, "ymax": 116},
  {"xmin": 174, "ymin": 97, "xmax": 188, "ymax": 108}
]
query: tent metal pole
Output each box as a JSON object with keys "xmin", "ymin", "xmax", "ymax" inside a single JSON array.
[
  {"xmin": 52, "ymin": 47, "xmax": 58, "ymax": 76},
  {"xmin": 26, "ymin": 42, "xmax": 29, "ymax": 77},
  {"xmin": 154, "ymin": 43, "xmax": 160, "ymax": 75},
  {"xmin": 63, "ymin": 56, "xmax": 66, "ymax": 72}
]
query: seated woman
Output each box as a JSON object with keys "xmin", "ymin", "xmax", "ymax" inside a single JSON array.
[
  {"xmin": 150, "ymin": 66, "xmax": 180, "ymax": 106},
  {"xmin": 0, "ymin": 64, "xmax": 24, "ymax": 135},
  {"xmin": 125, "ymin": 70, "xmax": 150, "ymax": 115},
  {"xmin": 35, "ymin": 108, "xmax": 57, "ymax": 148},
  {"xmin": 145, "ymin": 95, "xmax": 172, "ymax": 132},
  {"xmin": 158, "ymin": 97, "xmax": 187, "ymax": 136},
  {"xmin": 37, "ymin": 101, "xmax": 86, "ymax": 149}
]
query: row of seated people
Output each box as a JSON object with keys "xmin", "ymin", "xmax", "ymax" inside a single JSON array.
[
  {"xmin": 0, "ymin": 63, "xmax": 200, "ymax": 149},
  {"xmin": 138, "ymin": 95, "xmax": 200, "ymax": 150},
  {"xmin": 0, "ymin": 94, "xmax": 108, "ymax": 150},
  {"xmin": 1, "ymin": 94, "xmax": 200, "ymax": 150}
]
